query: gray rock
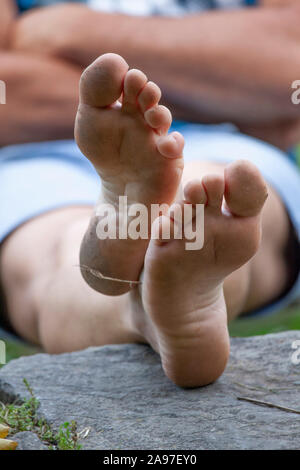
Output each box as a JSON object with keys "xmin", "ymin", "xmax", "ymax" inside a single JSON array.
[
  {"xmin": 0, "ymin": 331, "xmax": 300, "ymax": 450},
  {"xmin": 14, "ymin": 432, "xmax": 48, "ymax": 450}
]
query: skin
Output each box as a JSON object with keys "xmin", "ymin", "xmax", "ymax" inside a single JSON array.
[
  {"xmin": 76, "ymin": 55, "xmax": 184, "ymax": 295},
  {"xmin": 0, "ymin": 54, "xmax": 292, "ymax": 387},
  {"xmin": 0, "ymin": 52, "xmax": 81, "ymax": 146},
  {"xmin": 0, "ymin": 4, "xmax": 297, "ymax": 386},
  {"xmin": 0, "ymin": 1, "xmax": 81, "ymax": 146},
  {"xmin": 0, "ymin": 0, "xmax": 16, "ymax": 48},
  {"xmin": 9, "ymin": 0, "xmax": 300, "ymax": 149},
  {"xmin": 1, "ymin": 0, "xmax": 300, "ymax": 147}
]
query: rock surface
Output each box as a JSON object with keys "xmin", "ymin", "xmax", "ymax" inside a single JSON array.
[
  {"xmin": 14, "ymin": 432, "xmax": 48, "ymax": 450},
  {"xmin": 0, "ymin": 331, "xmax": 300, "ymax": 450}
]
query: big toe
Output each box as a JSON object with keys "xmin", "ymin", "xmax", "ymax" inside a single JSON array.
[
  {"xmin": 224, "ymin": 160, "xmax": 268, "ymax": 217},
  {"xmin": 79, "ymin": 53, "xmax": 129, "ymax": 107}
]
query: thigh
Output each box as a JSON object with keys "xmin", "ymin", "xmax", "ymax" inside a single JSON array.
[
  {"xmin": 0, "ymin": 140, "xmax": 100, "ymax": 340},
  {"xmin": 0, "ymin": 206, "xmax": 92, "ymax": 343}
]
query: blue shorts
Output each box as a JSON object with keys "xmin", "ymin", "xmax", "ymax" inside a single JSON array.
[{"xmin": 0, "ymin": 123, "xmax": 299, "ymax": 317}]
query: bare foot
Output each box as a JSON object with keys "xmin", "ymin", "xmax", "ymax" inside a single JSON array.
[
  {"xmin": 132, "ymin": 160, "xmax": 268, "ymax": 387},
  {"xmin": 75, "ymin": 53, "xmax": 184, "ymax": 295}
]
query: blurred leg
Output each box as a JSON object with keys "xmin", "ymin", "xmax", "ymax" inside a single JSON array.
[
  {"xmin": 0, "ymin": 158, "xmax": 294, "ymax": 355},
  {"xmin": 0, "ymin": 207, "xmax": 141, "ymax": 353}
]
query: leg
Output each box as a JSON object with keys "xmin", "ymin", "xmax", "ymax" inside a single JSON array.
[
  {"xmin": 129, "ymin": 159, "xmax": 293, "ymax": 387},
  {"xmin": 1, "ymin": 159, "xmax": 289, "ymax": 366},
  {"xmin": 0, "ymin": 208, "xmax": 141, "ymax": 353},
  {"xmin": 76, "ymin": 53, "xmax": 184, "ymax": 296},
  {"xmin": 1, "ymin": 54, "xmax": 294, "ymax": 390},
  {"xmin": 73, "ymin": 54, "xmax": 293, "ymax": 387},
  {"xmin": 181, "ymin": 160, "xmax": 292, "ymax": 320}
]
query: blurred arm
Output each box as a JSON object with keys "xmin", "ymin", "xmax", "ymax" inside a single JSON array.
[
  {"xmin": 0, "ymin": 0, "xmax": 16, "ymax": 48},
  {"xmin": 0, "ymin": 2, "xmax": 81, "ymax": 146},
  {"xmin": 11, "ymin": 3, "xmax": 300, "ymax": 128},
  {"xmin": 0, "ymin": 52, "xmax": 81, "ymax": 146}
]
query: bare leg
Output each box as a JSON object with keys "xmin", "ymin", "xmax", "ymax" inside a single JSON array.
[
  {"xmin": 0, "ymin": 55, "xmax": 293, "ymax": 388},
  {"xmin": 76, "ymin": 53, "xmax": 184, "ymax": 296},
  {"xmin": 0, "ymin": 166, "xmax": 290, "ymax": 384},
  {"xmin": 0, "ymin": 208, "xmax": 140, "ymax": 352},
  {"xmin": 181, "ymin": 160, "xmax": 292, "ymax": 321}
]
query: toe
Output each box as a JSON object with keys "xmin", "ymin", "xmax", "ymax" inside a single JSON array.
[
  {"xmin": 79, "ymin": 53, "xmax": 128, "ymax": 107},
  {"xmin": 144, "ymin": 105, "xmax": 172, "ymax": 134},
  {"xmin": 171, "ymin": 181, "xmax": 206, "ymax": 231},
  {"xmin": 202, "ymin": 174, "xmax": 224, "ymax": 210},
  {"xmin": 184, "ymin": 180, "xmax": 207, "ymax": 205},
  {"xmin": 224, "ymin": 160, "xmax": 268, "ymax": 217},
  {"xmin": 123, "ymin": 69, "xmax": 148, "ymax": 107},
  {"xmin": 151, "ymin": 215, "xmax": 173, "ymax": 244},
  {"xmin": 138, "ymin": 81, "xmax": 162, "ymax": 112},
  {"xmin": 157, "ymin": 131, "xmax": 184, "ymax": 158}
]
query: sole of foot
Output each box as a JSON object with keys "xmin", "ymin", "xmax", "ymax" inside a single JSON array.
[
  {"xmin": 75, "ymin": 53, "xmax": 184, "ymax": 295},
  {"xmin": 137, "ymin": 160, "xmax": 268, "ymax": 387}
]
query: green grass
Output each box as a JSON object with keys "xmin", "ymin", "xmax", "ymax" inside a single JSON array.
[
  {"xmin": 295, "ymin": 144, "xmax": 300, "ymax": 168},
  {"xmin": 0, "ymin": 342, "xmax": 82, "ymax": 449},
  {"xmin": 4, "ymin": 341, "xmax": 40, "ymax": 364},
  {"xmin": 0, "ymin": 378, "xmax": 82, "ymax": 450},
  {"xmin": 229, "ymin": 304, "xmax": 300, "ymax": 337}
]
